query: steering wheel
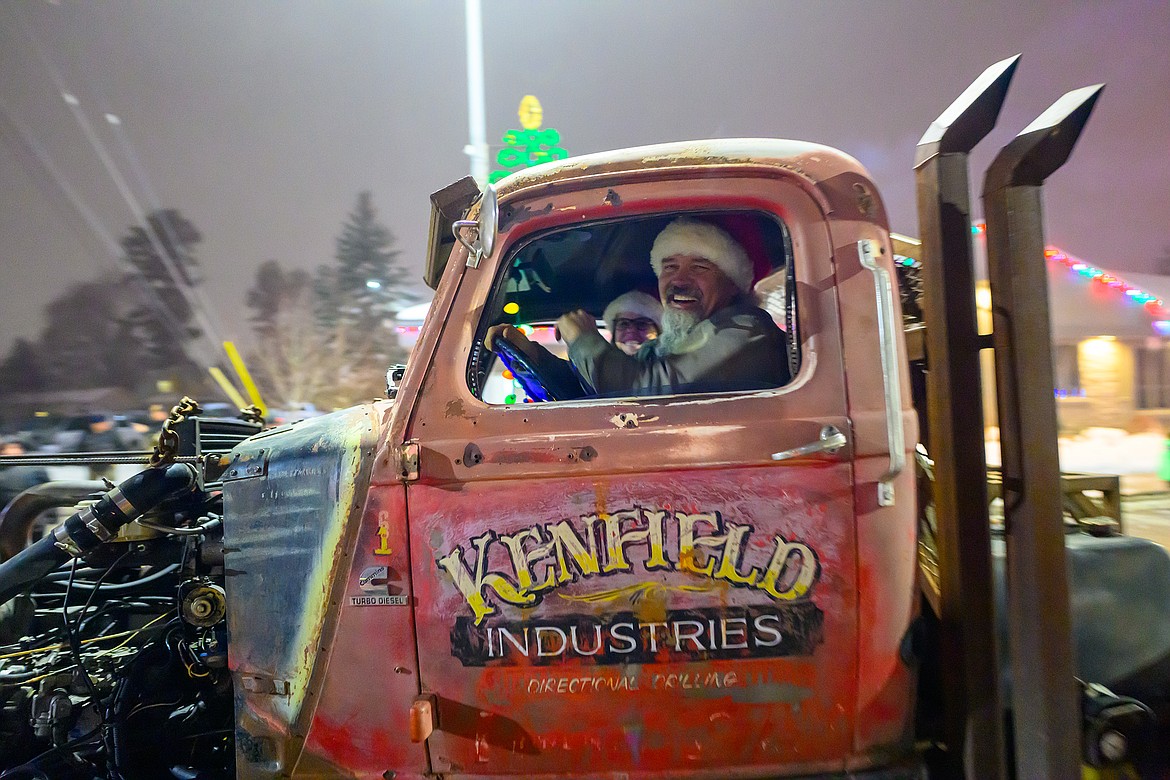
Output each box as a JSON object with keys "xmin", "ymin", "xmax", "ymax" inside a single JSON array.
[{"xmin": 490, "ymin": 333, "xmax": 589, "ymax": 402}]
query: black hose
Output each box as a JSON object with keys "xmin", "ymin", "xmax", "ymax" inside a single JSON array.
[
  {"xmin": 0, "ymin": 481, "xmax": 106, "ymax": 560},
  {"xmin": 0, "ymin": 464, "xmax": 196, "ymax": 607},
  {"xmin": 0, "ymin": 538, "xmax": 69, "ymax": 610},
  {"xmin": 41, "ymin": 564, "xmax": 182, "ymax": 592}
]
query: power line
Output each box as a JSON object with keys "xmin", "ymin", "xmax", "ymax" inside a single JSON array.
[
  {"xmin": 0, "ymin": 96, "xmax": 202, "ymax": 363},
  {"xmin": 3, "ymin": 3, "xmax": 228, "ymax": 370}
]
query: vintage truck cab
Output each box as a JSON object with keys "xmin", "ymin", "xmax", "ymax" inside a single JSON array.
[{"xmin": 222, "ymin": 139, "xmax": 922, "ymax": 778}]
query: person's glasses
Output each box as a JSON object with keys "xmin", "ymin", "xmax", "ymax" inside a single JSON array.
[{"xmin": 614, "ymin": 317, "xmax": 656, "ymax": 335}]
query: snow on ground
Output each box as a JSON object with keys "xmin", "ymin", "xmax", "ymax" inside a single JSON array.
[
  {"xmin": 986, "ymin": 427, "xmax": 1167, "ymax": 477},
  {"xmin": 982, "ymin": 430, "xmax": 1165, "ymax": 479},
  {"xmin": 1060, "ymin": 428, "xmax": 1164, "ymax": 476}
]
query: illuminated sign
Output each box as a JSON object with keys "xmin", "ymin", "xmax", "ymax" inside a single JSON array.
[{"xmin": 489, "ymin": 95, "xmax": 569, "ymax": 183}]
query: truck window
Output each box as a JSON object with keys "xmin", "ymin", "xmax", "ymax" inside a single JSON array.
[{"xmin": 468, "ymin": 210, "xmax": 797, "ymax": 404}]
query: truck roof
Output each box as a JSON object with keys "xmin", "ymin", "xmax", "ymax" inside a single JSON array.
[{"xmin": 494, "ymin": 137, "xmax": 873, "ymax": 196}]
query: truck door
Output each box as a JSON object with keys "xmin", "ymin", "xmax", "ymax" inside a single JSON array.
[{"xmin": 405, "ymin": 172, "xmax": 862, "ymax": 777}]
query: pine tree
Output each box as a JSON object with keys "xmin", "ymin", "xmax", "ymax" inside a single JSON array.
[
  {"xmin": 0, "ymin": 339, "xmax": 48, "ymax": 393},
  {"xmin": 246, "ymin": 259, "xmax": 311, "ymax": 339},
  {"xmin": 119, "ymin": 209, "xmax": 203, "ymax": 369},
  {"xmin": 311, "ymin": 192, "xmax": 412, "ymax": 377},
  {"xmin": 315, "ymin": 192, "xmax": 406, "ymax": 334}
]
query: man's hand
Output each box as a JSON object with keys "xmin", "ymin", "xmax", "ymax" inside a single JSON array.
[
  {"xmin": 556, "ymin": 309, "xmax": 598, "ymax": 346},
  {"xmin": 484, "ymin": 324, "xmax": 541, "ymax": 362}
]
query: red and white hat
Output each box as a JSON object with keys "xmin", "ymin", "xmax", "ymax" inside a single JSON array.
[
  {"xmin": 603, "ymin": 290, "xmax": 663, "ymax": 334},
  {"xmin": 649, "ymin": 217, "xmax": 753, "ymax": 293}
]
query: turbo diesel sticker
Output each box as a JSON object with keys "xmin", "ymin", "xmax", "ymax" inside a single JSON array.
[
  {"xmin": 351, "ymin": 565, "xmax": 408, "ymax": 607},
  {"xmin": 435, "ymin": 505, "xmax": 824, "ymax": 666}
]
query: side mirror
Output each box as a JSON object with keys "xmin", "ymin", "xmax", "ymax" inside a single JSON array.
[
  {"xmin": 386, "ymin": 364, "xmax": 407, "ymax": 399},
  {"xmin": 423, "ymin": 176, "xmax": 481, "ymax": 290},
  {"xmin": 452, "ymin": 183, "xmax": 498, "ymax": 269}
]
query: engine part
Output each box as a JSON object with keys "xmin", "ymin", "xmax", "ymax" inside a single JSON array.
[
  {"xmin": 0, "ymin": 408, "xmax": 247, "ymax": 778},
  {"xmin": 28, "ymin": 689, "xmax": 71, "ymax": 745},
  {"xmin": 0, "ymin": 481, "xmax": 106, "ymax": 560},
  {"xmin": 191, "ymin": 626, "xmax": 228, "ymax": 668},
  {"xmin": 0, "ymin": 463, "xmax": 196, "ymax": 606},
  {"xmin": 1082, "ymin": 681, "xmax": 1156, "ymax": 767},
  {"xmin": 179, "ymin": 580, "xmax": 227, "ymax": 627}
]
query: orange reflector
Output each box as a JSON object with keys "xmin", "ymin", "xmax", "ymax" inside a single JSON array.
[{"xmin": 409, "ymin": 696, "xmax": 436, "ymax": 743}]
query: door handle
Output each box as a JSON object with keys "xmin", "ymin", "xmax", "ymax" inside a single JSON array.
[{"xmin": 771, "ymin": 426, "xmax": 847, "ymax": 462}]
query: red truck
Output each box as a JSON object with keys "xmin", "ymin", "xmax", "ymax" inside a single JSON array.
[{"xmin": 0, "ymin": 57, "xmax": 1167, "ymax": 779}]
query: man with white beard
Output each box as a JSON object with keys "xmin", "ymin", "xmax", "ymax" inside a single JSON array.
[{"xmin": 487, "ymin": 218, "xmax": 790, "ymax": 396}]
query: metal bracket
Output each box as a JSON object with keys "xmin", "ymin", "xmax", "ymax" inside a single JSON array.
[
  {"xmin": 452, "ymin": 219, "xmax": 481, "ymax": 267},
  {"xmin": 452, "ymin": 183, "xmax": 498, "ymax": 270},
  {"xmin": 240, "ymin": 674, "xmax": 290, "ymax": 696},
  {"xmin": 79, "ymin": 506, "xmax": 113, "ymax": 542},
  {"xmin": 51, "ymin": 525, "xmax": 83, "ymax": 558},
  {"xmin": 400, "ymin": 441, "xmax": 420, "ymax": 482},
  {"xmin": 221, "ymin": 450, "xmax": 269, "ymax": 482}
]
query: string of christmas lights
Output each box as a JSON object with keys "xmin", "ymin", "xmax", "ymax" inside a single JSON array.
[
  {"xmin": 1042, "ymin": 246, "xmax": 1165, "ymax": 314},
  {"xmin": 971, "ymin": 221, "xmax": 1168, "ymax": 333}
]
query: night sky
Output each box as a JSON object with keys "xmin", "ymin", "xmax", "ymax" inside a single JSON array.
[{"xmin": 2, "ymin": 0, "xmax": 1168, "ymax": 356}]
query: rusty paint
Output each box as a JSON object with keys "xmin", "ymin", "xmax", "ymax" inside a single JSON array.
[
  {"xmin": 497, "ymin": 200, "xmax": 554, "ymax": 232},
  {"xmin": 298, "ymin": 485, "xmax": 428, "ymax": 775},
  {"xmin": 390, "ymin": 147, "xmax": 916, "ymax": 771},
  {"xmin": 407, "ymin": 467, "xmax": 860, "ymax": 773},
  {"xmin": 488, "ymin": 449, "xmax": 545, "ymax": 465},
  {"xmin": 854, "ymin": 182, "xmax": 876, "ymax": 218},
  {"xmin": 490, "ymin": 139, "xmax": 856, "ymax": 217}
]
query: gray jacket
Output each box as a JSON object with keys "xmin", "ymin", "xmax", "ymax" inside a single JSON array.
[{"xmin": 565, "ymin": 300, "xmax": 790, "ymax": 396}]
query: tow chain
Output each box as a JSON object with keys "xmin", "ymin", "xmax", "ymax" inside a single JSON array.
[{"xmin": 149, "ymin": 397, "xmax": 203, "ymax": 467}]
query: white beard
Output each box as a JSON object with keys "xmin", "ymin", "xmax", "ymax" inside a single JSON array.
[{"xmin": 655, "ymin": 308, "xmax": 702, "ymax": 356}]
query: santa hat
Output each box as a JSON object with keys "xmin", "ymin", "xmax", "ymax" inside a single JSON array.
[
  {"xmin": 649, "ymin": 218, "xmax": 754, "ymax": 293},
  {"xmin": 603, "ymin": 290, "xmax": 663, "ymax": 334}
]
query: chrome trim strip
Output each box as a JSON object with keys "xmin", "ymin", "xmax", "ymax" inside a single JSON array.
[{"xmin": 858, "ymin": 239, "xmax": 907, "ymax": 506}]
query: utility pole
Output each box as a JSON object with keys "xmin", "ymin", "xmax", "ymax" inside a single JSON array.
[{"xmin": 464, "ymin": 0, "xmax": 489, "ymax": 186}]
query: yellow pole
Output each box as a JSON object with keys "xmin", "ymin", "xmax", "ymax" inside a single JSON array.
[
  {"xmin": 208, "ymin": 367, "xmax": 248, "ymax": 409},
  {"xmin": 222, "ymin": 341, "xmax": 266, "ymax": 415}
]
